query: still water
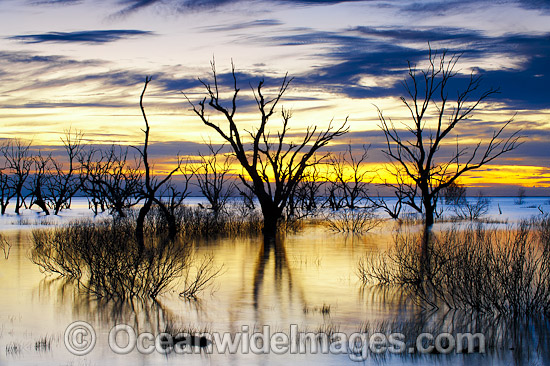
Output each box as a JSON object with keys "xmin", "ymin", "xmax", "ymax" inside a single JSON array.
[{"xmin": 0, "ymin": 198, "xmax": 548, "ymax": 365}]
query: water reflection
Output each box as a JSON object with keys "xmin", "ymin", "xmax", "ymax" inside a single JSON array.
[
  {"xmin": 252, "ymin": 235, "xmax": 305, "ymax": 313},
  {"xmin": 1, "ymin": 223, "xmax": 550, "ymax": 365}
]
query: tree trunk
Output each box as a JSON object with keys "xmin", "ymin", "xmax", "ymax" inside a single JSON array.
[
  {"xmin": 421, "ymin": 199, "xmax": 435, "ymax": 280},
  {"xmin": 154, "ymin": 199, "xmax": 177, "ymax": 241},
  {"xmin": 262, "ymin": 214, "xmax": 279, "ymax": 238},
  {"xmin": 136, "ymin": 199, "xmax": 152, "ymax": 252},
  {"xmin": 15, "ymin": 194, "xmax": 21, "ymax": 215}
]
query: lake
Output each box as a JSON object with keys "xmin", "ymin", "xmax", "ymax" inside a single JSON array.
[{"xmin": 0, "ymin": 197, "xmax": 549, "ymax": 365}]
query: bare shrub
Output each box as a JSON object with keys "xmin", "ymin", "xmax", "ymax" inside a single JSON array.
[
  {"xmin": 515, "ymin": 188, "xmax": 526, "ymax": 205},
  {"xmin": 359, "ymin": 219, "xmax": 550, "ymax": 317},
  {"xmin": 326, "ymin": 208, "xmax": 380, "ymax": 234},
  {"xmin": 452, "ymin": 193, "xmax": 491, "ymax": 220},
  {"xmin": 30, "ymin": 219, "xmax": 220, "ymax": 301}
]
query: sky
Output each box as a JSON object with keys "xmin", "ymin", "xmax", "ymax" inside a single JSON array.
[{"xmin": 0, "ymin": 0, "xmax": 549, "ymax": 194}]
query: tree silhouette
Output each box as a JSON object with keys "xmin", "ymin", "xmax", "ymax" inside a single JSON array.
[
  {"xmin": 194, "ymin": 141, "xmax": 235, "ymax": 217},
  {"xmin": 135, "ymin": 76, "xmax": 184, "ymax": 249},
  {"xmin": 377, "ymin": 47, "xmax": 521, "ymax": 263},
  {"xmin": 2, "ymin": 139, "xmax": 32, "ymax": 214},
  {"xmin": 79, "ymin": 144, "xmax": 142, "ymax": 217},
  {"xmin": 186, "ymin": 61, "xmax": 348, "ymax": 236},
  {"xmin": 46, "ymin": 129, "xmax": 85, "ymax": 215}
]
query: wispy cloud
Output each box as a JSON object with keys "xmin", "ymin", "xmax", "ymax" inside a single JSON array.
[
  {"xmin": 199, "ymin": 19, "xmax": 283, "ymax": 32},
  {"xmin": 115, "ymin": 0, "xmax": 368, "ymax": 15},
  {"xmin": 8, "ymin": 29, "xmax": 154, "ymax": 44},
  {"xmin": 29, "ymin": 0, "xmax": 82, "ymax": 5}
]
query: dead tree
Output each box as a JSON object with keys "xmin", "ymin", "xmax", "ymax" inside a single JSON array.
[
  {"xmin": 377, "ymin": 47, "xmax": 521, "ymax": 268},
  {"xmin": 0, "ymin": 169, "xmax": 12, "ymax": 215},
  {"xmin": 29, "ymin": 152, "xmax": 52, "ymax": 215},
  {"xmin": 326, "ymin": 144, "xmax": 371, "ymax": 210},
  {"xmin": 2, "ymin": 139, "xmax": 33, "ymax": 214},
  {"xmin": 79, "ymin": 147, "xmax": 108, "ymax": 215},
  {"xmin": 134, "ymin": 76, "xmax": 183, "ymax": 249},
  {"xmin": 47, "ymin": 130, "xmax": 85, "ymax": 215},
  {"xmin": 0, "ymin": 149, "xmax": 15, "ymax": 215},
  {"xmin": 194, "ymin": 142, "xmax": 235, "ymax": 217},
  {"xmin": 186, "ymin": 61, "xmax": 348, "ymax": 237},
  {"xmin": 378, "ymin": 48, "xmax": 521, "ymax": 230},
  {"xmin": 80, "ymin": 145, "xmax": 142, "ymax": 217},
  {"xmin": 515, "ymin": 188, "xmax": 526, "ymax": 205},
  {"xmin": 289, "ymin": 160, "xmax": 324, "ymax": 218},
  {"xmin": 443, "ymin": 180, "xmax": 467, "ymax": 206}
]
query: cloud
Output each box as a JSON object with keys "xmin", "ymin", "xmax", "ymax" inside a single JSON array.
[
  {"xmin": 114, "ymin": 0, "xmax": 368, "ymax": 15},
  {"xmin": 9, "ymin": 29, "xmax": 154, "ymax": 44},
  {"xmin": 250, "ymin": 23, "xmax": 550, "ymax": 109},
  {"xmin": 29, "ymin": 0, "xmax": 82, "ymax": 5},
  {"xmin": 199, "ymin": 19, "xmax": 283, "ymax": 32}
]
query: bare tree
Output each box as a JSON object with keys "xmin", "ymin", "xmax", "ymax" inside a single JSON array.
[
  {"xmin": 367, "ymin": 191, "xmax": 404, "ymax": 221},
  {"xmin": 46, "ymin": 130, "xmax": 85, "ymax": 215},
  {"xmin": 194, "ymin": 142, "xmax": 235, "ymax": 217},
  {"xmin": 376, "ymin": 47, "xmax": 523, "ymax": 278},
  {"xmin": 186, "ymin": 61, "xmax": 348, "ymax": 236},
  {"xmin": 134, "ymin": 76, "xmax": 184, "ymax": 249},
  {"xmin": 79, "ymin": 145, "xmax": 143, "ymax": 217},
  {"xmin": 325, "ymin": 144, "xmax": 371, "ymax": 210},
  {"xmin": 443, "ymin": 180, "xmax": 467, "ymax": 206},
  {"xmin": 0, "ymin": 151, "xmax": 15, "ymax": 215},
  {"xmin": 452, "ymin": 192, "xmax": 491, "ymax": 220},
  {"xmin": 288, "ymin": 159, "xmax": 324, "ymax": 218},
  {"xmin": 29, "ymin": 152, "xmax": 52, "ymax": 215},
  {"xmin": 377, "ymin": 48, "xmax": 521, "ymax": 234},
  {"xmin": 515, "ymin": 188, "xmax": 526, "ymax": 205},
  {"xmin": 2, "ymin": 139, "xmax": 33, "ymax": 214}
]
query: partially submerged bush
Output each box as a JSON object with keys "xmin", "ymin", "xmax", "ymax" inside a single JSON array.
[
  {"xmin": 31, "ymin": 218, "xmax": 221, "ymax": 301},
  {"xmin": 450, "ymin": 194, "xmax": 491, "ymax": 221},
  {"xmin": 141, "ymin": 203, "xmax": 263, "ymax": 238},
  {"xmin": 325, "ymin": 208, "xmax": 380, "ymax": 234},
  {"xmin": 359, "ymin": 217, "xmax": 550, "ymax": 317}
]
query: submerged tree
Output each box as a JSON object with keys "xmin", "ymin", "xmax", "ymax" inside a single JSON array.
[
  {"xmin": 2, "ymin": 139, "xmax": 33, "ymax": 214},
  {"xmin": 376, "ymin": 47, "xmax": 522, "ymax": 269},
  {"xmin": 29, "ymin": 151, "xmax": 52, "ymax": 215},
  {"xmin": 378, "ymin": 48, "xmax": 521, "ymax": 230},
  {"xmin": 0, "ymin": 151, "xmax": 16, "ymax": 215},
  {"xmin": 186, "ymin": 61, "xmax": 348, "ymax": 236},
  {"xmin": 194, "ymin": 141, "xmax": 235, "ymax": 217},
  {"xmin": 79, "ymin": 144, "xmax": 142, "ymax": 217},
  {"xmin": 135, "ymin": 76, "xmax": 185, "ymax": 249},
  {"xmin": 46, "ymin": 129, "xmax": 85, "ymax": 215},
  {"xmin": 326, "ymin": 144, "xmax": 371, "ymax": 210}
]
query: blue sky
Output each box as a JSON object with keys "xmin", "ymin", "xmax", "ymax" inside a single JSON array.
[{"xmin": 0, "ymin": 0, "xmax": 549, "ymax": 191}]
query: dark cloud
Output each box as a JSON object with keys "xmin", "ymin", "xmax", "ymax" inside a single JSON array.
[
  {"xmin": 401, "ymin": 0, "xmax": 478, "ymax": 14},
  {"xmin": 0, "ymin": 51, "xmax": 84, "ymax": 65},
  {"xmin": 115, "ymin": 0, "xmax": 368, "ymax": 15},
  {"xmin": 257, "ymin": 24, "xmax": 550, "ymax": 109},
  {"xmin": 351, "ymin": 26, "xmax": 483, "ymax": 43},
  {"xmin": 9, "ymin": 29, "xmax": 154, "ymax": 44},
  {"xmin": 115, "ymin": 0, "xmax": 232, "ymax": 14}
]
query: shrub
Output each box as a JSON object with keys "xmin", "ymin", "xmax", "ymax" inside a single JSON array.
[
  {"xmin": 30, "ymin": 218, "xmax": 221, "ymax": 301},
  {"xmin": 359, "ymin": 218, "xmax": 550, "ymax": 317},
  {"xmin": 325, "ymin": 208, "xmax": 380, "ymax": 234}
]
